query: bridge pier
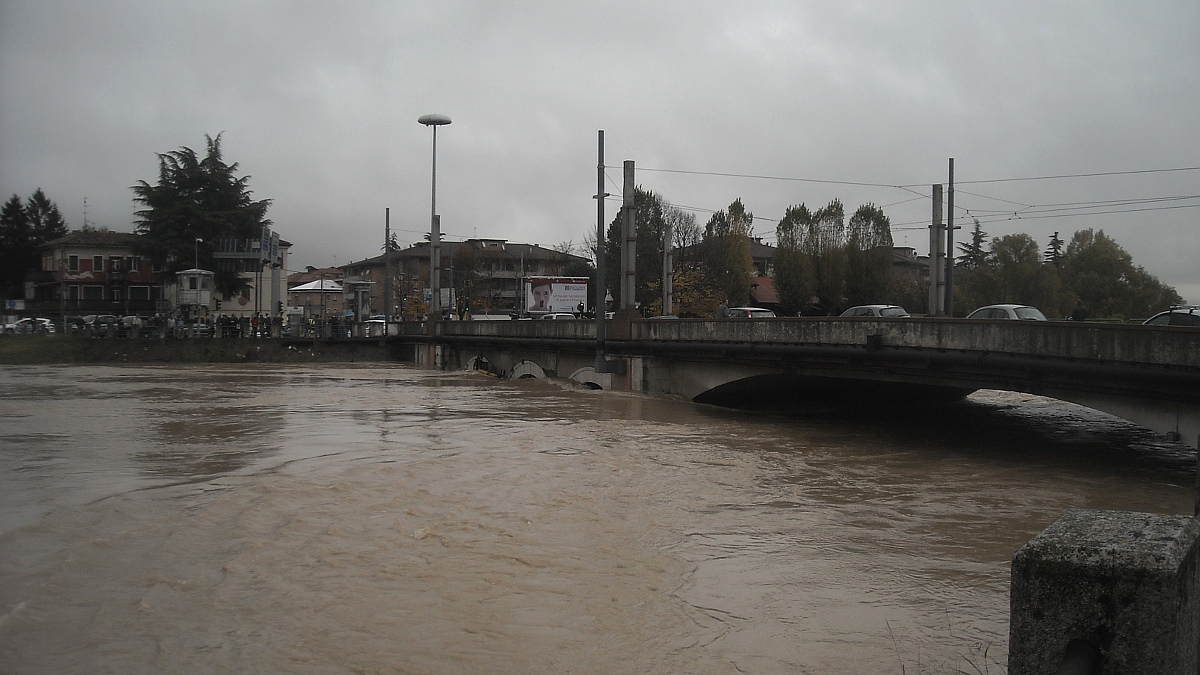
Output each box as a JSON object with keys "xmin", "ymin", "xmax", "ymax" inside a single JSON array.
[{"xmin": 1009, "ymin": 509, "xmax": 1200, "ymax": 674}]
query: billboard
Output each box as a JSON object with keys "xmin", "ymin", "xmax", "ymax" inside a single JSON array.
[{"xmin": 525, "ymin": 277, "xmax": 588, "ymax": 314}]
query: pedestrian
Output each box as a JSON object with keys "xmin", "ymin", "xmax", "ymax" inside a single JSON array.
[{"xmin": 1071, "ymin": 298, "xmax": 1088, "ymax": 322}]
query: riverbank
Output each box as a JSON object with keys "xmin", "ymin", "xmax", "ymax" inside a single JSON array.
[{"xmin": 0, "ymin": 335, "xmax": 396, "ymax": 365}]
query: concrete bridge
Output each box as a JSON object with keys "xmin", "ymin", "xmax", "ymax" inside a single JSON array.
[{"xmin": 390, "ymin": 316, "xmax": 1200, "ymax": 450}]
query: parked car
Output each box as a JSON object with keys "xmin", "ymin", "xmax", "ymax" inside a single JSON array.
[
  {"xmin": 1142, "ymin": 305, "xmax": 1200, "ymax": 327},
  {"xmin": 966, "ymin": 304, "xmax": 1048, "ymax": 321},
  {"xmin": 3, "ymin": 317, "xmax": 55, "ymax": 334},
  {"xmin": 541, "ymin": 313, "xmax": 578, "ymax": 320},
  {"xmin": 840, "ymin": 305, "xmax": 910, "ymax": 318},
  {"xmin": 726, "ymin": 307, "xmax": 777, "ymax": 318}
]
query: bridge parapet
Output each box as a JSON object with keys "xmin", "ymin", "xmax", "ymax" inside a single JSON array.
[
  {"xmin": 411, "ymin": 316, "xmax": 1197, "ymax": 372},
  {"xmin": 632, "ymin": 318, "xmax": 1199, "ymax": 370}
]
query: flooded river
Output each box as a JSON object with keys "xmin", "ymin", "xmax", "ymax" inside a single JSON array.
[{"xmin": 0, "ymin": 364, "xmax": 1194, "ymax": 673}]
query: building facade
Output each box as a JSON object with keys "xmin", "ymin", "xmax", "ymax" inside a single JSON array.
[{"xmin": 341, "ymin": 239, "xmax": 591, "ymax": 319}]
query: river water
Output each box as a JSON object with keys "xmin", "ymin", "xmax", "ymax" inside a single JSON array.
[{"xmin": 0, "ymin": 364, "xmax": 1193, "ymax": 674}]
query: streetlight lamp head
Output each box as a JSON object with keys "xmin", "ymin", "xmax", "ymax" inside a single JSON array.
[{"xmin": 418, "ymin": 114, "xmax": 452, "ymax": 126}]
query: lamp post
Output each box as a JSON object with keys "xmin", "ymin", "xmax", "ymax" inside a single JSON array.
[
  {"xmin": 418, "ymin": 113, "xmax": 451, "ymax": 321},
  {"xmin": 194, "ymin": 237, "xmax": 203, "ymax": 270}
]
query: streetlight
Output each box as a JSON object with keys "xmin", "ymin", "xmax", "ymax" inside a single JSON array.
[
  {"xmin": 195, "ymin": 237, "xmax": 203, "ymax": 270},
  {"xmin": 418, "ymin": 113, "xmax": 451, "ymax": 321}
]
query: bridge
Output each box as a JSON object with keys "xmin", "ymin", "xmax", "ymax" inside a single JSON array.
[{"xmin": 388, "ymin": 316, "xmax": 1200, "ymax": 450}]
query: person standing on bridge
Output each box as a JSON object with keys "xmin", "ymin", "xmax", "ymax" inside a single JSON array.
[{"xmin": 1071, "ymin": 298, "xmax": 1088, "ymax": 322}]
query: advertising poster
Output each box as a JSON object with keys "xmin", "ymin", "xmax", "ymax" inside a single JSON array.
[{"xmin": 525, "ymin": 277, "xmax": 588, "ymax": 314}]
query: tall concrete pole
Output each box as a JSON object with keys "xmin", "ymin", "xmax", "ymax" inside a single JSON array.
[
  {"xmin": 927, "ymin": 183, "xmax": 945, "ymax": 316},
  {"xmin": 621, "ymin": 160, "xmax": 636, "ymax": 313},
  {"xmin": 663, "ymin": 214, "xmax": 674, "ymax": 316},
  {"xmin": 384, "ymin": 208, "xmax": 392, "ymax": 323},
  {"xmin": 946, "ymin": 158, "xmax": 956, "ymax": 316},
  {"xmin": 595, "ymin": 131, "xmax": 607, "ymax": 359}
]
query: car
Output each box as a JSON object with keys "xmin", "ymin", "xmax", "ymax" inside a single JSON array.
[
  {"xmin": 966, "ymin": 304, "xmax": 1048, "ymax": 321},
  {"xmin": 1142, "ymin": 305, "xmax": 1200, "ymax": 327},
  {"xmin": 541, "ymin": 313, "xmax": 578, "ymax": 320},
  {"xmin": 726, "ymin": 307, "xmax": 777, "ymax": 318},
  {"xmin": 3, "ymin": 317, "xmax": 55, "ymax": 334},
  {"xmin": 840, "ymin": 305, "xmax": 910, "ymax": 318}
]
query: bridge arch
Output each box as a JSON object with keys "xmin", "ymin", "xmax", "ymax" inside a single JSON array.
[
  {"xmin": 510, "ymin": 360, "xmax": 548, "ymax": 380},
  {"xmin": 568, "ymin": 367, "xmax": 609, "ymax": 391}
]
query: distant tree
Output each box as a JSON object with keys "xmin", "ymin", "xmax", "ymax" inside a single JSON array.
[
  {"xmin": 132, "ymin": 133, "xmax": 272, "ymax": 296},
  {"xmin": 956, "ymin": 233, "xmax": 1064, "ymax": 316},
  {"xmin": 1044, "ymin": 231, "xmax": 1064, "ymax": 268},
  {"xmin": 1060, "ymin": 229, "xmax": 1181, "ymax": 319},
  {"xmin": 699, "ymin": 199, "xmax": 755, "ymax": 306},
  {"xmin": 647, "ymin": 262, "xmax": 718, "ymax": 317},
  {"xmin": 844, "ymin": 203, "xmax": 894, "ymax": 306},
  {"xmin": 0, "ymin": 195, "xmax": 30, "ymax": 298},
  {"xmin": 956, "ymin": 217, "xmax": 990, "ymax": 270},
  {"xmin": 774, "ymin": 203, "xmax": 814, "ymax": 315},
  {"xmin": 0, "ymin": 188, "xmax": 68, "ymax": 298},
  {"xmin": 603, "ymin": 188, "xmax": 694, "ymax": 311}
]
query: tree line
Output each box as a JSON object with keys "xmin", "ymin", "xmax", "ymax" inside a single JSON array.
[{"xmin": 591, "ymin": 187, "xmax": 1181, "ymax": 319}]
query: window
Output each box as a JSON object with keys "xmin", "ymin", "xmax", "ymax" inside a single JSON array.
[
  {"xmin": 68, "ymin": 285, "xmax": 79, "ymax": 300},
  {"xmin": 189, "ymin": 277, "xmax": 198, "ymax": 290},
  {"xmin": 93, "ymin": 256, "xmax": 104, "ymax": 272},
  {"xmin": 69, "ymin": 255, "xmax": 79, "ymax": 271},
  {"xmin": 82, "ymin": 285, "xmax": 103, "ymax": 300},
  {"xmin": 109, "ymin": 257, "xmax": 123, "ymax": 274},
  {"xmin": 128, "ymin": 286, "xmax": 150, "ymax": 301},
  {"xmin": 131, "ymin": 256, "xmax": 140, "ymax": 272},
  {"xmin": 111, "ymin": 288, "xmax": 121, "ymax": 302}
]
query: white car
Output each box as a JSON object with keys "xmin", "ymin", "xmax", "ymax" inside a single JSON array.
[
  {"xmin": 541, "ymin": 313, "xmax": 578, "ymax": 320},
  {"xmin": 3, "ymin": 317, "xmax": 56, "ymax": 334},
  {"xmin": 840, "ymin": 305, "xmax": 910, "ymax": 318},
  {"xmin": 726, "ymin": 307, "xmax": 776, "ymax": 318},
  {"xmin": 1142, "ymin": 306, "xmax": 1200, "ymax": 327},
  {"xmin": 966, "ymin": 304, "xmax": 1047, "ymax": 321}
]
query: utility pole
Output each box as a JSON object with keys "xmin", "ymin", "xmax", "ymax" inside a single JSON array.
[
  {"xmin": 595, "ymin": 131, "xmax": 607, "ymax": 359},
  {"xmin": 945, "ymin": 158, "xmax": 956, "ymax": 316},
  {"xmin": 927, "ymin": 183, "xmax": 945, "ymax": 316},
  {"xmin": 384, "ymin": 208, "xmax": 392, "ymax": 323},
  {"xmin": 621, "ymin": 160, "xmax": 636, "ymax": 313},
  {"xmin": 662, "ymin": 212, "xmax": 674, "ymax": 316}
]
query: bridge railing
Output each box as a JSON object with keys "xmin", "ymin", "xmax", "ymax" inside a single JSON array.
[{"xmin": 405, "ymin": 316, "xmax": 1200, "ymax": 372}]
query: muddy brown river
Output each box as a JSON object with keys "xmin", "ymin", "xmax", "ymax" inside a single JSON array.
[{"xmin": 0, "ymin": 364, "xmax": 1193, "ymax": 673}]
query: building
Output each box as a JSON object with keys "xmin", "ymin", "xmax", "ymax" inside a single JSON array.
[
  {"xmin": 340, "ymin": 239, "xmax": 591, "ymax": 319},
  {"xmin": 31, "ymin": 229, "xmax": 291, "ymax": 321},
  {"xmin": 34, "ymin": 230, "xmax": 162, "ymax": 316}
]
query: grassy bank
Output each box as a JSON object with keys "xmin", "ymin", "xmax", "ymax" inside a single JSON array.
[{"xmin": 0, "ymin": 335, "xmax": 397, "ymax": 365}]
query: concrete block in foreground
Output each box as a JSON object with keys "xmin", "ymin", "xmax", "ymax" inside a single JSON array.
[{"xmin": 1009, "ymin": 509, "xmax": 1200, "ymax": 674}]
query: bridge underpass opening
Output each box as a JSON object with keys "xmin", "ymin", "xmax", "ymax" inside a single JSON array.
[{"xmin": 692, "ymin": 374, "xmax": 976, "ymax": 412}]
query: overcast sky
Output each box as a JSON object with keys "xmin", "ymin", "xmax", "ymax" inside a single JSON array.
[{"xmin": 2, "ymin": 1, "xmax": 1197, "ymax": 302}]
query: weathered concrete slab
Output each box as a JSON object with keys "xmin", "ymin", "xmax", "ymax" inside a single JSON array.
[{"xmin": 1009, "ymin": 509, "xmax": 1200, "ymax": 674}]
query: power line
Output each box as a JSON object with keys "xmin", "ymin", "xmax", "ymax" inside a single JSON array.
[
  {"xmin": 637, "ymin": 166, "xmax": 905, "ymax": 190},
  {"xmin": 951, "ymin": 166, "xmax": 1200, "ymax": 186}
]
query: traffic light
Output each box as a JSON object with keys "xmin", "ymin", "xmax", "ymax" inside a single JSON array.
[
  {"xmin": 215, "ymin": 298, "xmax": 222, "ymax": 310},
  {"xmin": 277, "ymin": 301, "xmax": 283, "ymax": 314}
]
